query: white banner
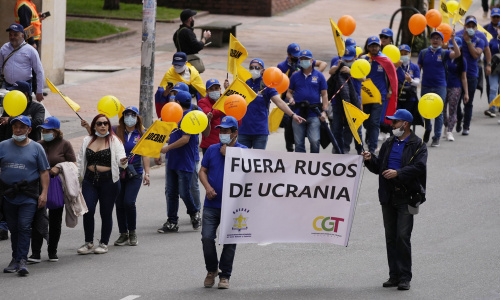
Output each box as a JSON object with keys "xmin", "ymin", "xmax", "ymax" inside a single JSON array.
[{"xmin": 219, "ymin": 148, "xmax": 363, "ymax": 246}]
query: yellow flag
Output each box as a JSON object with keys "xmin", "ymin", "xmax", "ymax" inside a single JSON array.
[
  {"xmin": 131, "ymin": 120, "xmax": 177, "ymax": 158},
  {"xmin": 236, "ymin": 64, "xmax": 252, "ymax": 81},
  {"xmin": 477, "ymin": 24, "xmax": 493, "ymax": 42},
  {"xmin": 227, "ymin": 34, "xmax": 252, "ymax": 81},
  {"xmin": 159, "ymin": 65, "xmax": 206, "ymax": 97},
  {"xmin": 118, "ymin": 104, "xmax": 127, "ymax": 119},
  {"xmin": 46, "ymin": 78, "xmax": 81, "ymax": 112},
  {"xmin": 452, "ymin": 0, "xmax": 473, "ymax": 25},
  {"xmin": 438, "ymin": 0, "xmax": 450, "ymax": 24},
  {"xmin": 330, "ymin": 18, "xmax": 345, "ymax": 57},
  {"xmin": 489, "ymin": 94, "xmax": 500, "ymax": 108},
  {"xmin": 268, "ymin": 107, "xmax": 285, "ymax": 132},
  {"xmin": 212, "ymin": 78, "xmax": 257, "ymax": 113},
  {"xmin": 361, "ymin": 79, "xmax": 382, "ymax": 105},
  {"xmin": 342, "ymin": 100, "xmax": 370, "ymax": 145}
]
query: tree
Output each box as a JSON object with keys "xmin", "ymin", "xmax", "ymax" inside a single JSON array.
[
  {"xmin": 103, "ymin": 0, "xmax": 120, "ymax": 10},
  {"xmin": 400, "ymin": 0, "xmax": 425, "ymax": 47}
]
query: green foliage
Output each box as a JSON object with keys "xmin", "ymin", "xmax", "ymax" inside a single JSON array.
[
  {"xmin": 67, "ymin": 0, "xmax": 182, "ymax": 20},
  {"xmin": 66, "ymin": 20, "xmax": 128, "ymax": 39}
]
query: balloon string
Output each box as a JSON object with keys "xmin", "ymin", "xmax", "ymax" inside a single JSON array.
[{"xmin": 329, "ymin": 76, "xmax": 352, "ymax": 102}]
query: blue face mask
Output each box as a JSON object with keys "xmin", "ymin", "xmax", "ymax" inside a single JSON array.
[
  {"xmin": 299, "ymin": 59, "xmax": 312, "ymax": 69},
  {"xmin": 219, "ymin": 133, "xmax": 232, "ymax": 144},
  {"xmin": 430, "ymin": 45, "xmax": 442, "ymax": 51},
  {"xmin": 400, "ymin": 55, "xmax": 410, "ymax": 64},
  {"xmin": 43, "ymin": 133, "xmax": 55, "ymax": 142},
  {"xmin": 95, "ymin": 131, "xmax": 109, "ymax": 138},
  {"xmin": 170, "ymin": 95, "xmax": 176, "ymax": 101},
  {"xmin": 124, "ymin": 116, "xmax": 137, "ymax": 127},
  {"xmin": 12, "ymin": 134, "xmax": 27, "ymax": 142},
  {"xmin": 466, "ymin": 28, "xmax": 476, "ymax": 36}
]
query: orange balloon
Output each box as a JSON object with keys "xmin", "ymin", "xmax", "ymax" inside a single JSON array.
[
  {"xmin": 409, "ymin": 14, "xmax": 427, "ymax": 35},
  {"xmin": 262, "ymin": 67, "xmax": 283, "ymax": 88},
  {"xmin": 338, "ymin": 15, "xmax": 356, "ymax": 36},
  {"xmin": 274, "ymin": 75, "xmax": 290, "ymax": 94},
  {"xmin": 436, "ymin": 23, "xmax": 452, "ymax": 43},
  {"xmin": 425, "ymin": 9, "xmax": 442, "ymax": 28},
  {"xmin": 224, "ymin": 95, "xmax": 247, "ymax": 120},
  {"xmin": 161, "ymin": 102, "xmax": 183, "ymax": 123}
]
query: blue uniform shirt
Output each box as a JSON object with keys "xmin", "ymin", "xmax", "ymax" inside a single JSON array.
[
  {"xmin": 387, "ymin": 135, "xmax": 409, "ymax": 170},
  {"xmin": 446, "ymin": 57, "xmax": 467, "ymax": 88},
  {"xmin": 123, "ymin": 128, "xmax": 143, "ymax": 173},
  {"xmin": 277, "ymin": 57, "xmax": 298, "ymax": 78},
  {"xmin": 489, "ymin": 36, "xmax": 500, "ymax": 56},
  {"xmin": 456, "ymin": 30, "xmax": 486, "ymax": 77},
  {"xmin": 418, "ymin": 47, "xmax": 451, "ymax": 87},
  {"xmin": 289, "ymin": 68, "xmax": 327, "ymax": 117},
  {"xmin": 330, "ymin": 56, "xmax": 340, "ymax": 68},
  {"xmin": 365, "ymin": 54, "xmax": 388, "ymax": 100},
  {"xmin": 167, "ymin": 110, "xmax": 199, "ymax": 173},
  {"xmin": 397, "ymin": 62, "xmax": 420, "ymax": 101},
  {"xmin": 201, "ymin": 142, "xmax": 247, "ymax": 208}
]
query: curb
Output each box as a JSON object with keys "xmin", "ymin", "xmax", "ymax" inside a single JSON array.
[
  {"xmin": 66, "ymin": 29, "xmax": 137, "ymax": 43},
  {"xmin": 66, "ymin": 11, "xmax": 209, "ymax": 24}
]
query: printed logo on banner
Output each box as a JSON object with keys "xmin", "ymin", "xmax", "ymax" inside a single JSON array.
[
  {"xmin": 232, "ymin": 208, "xmax": 249, "ymax": 232},
  {"xmin": 311, "ymin": 216, "xmax": 345, "ymax": 237}
]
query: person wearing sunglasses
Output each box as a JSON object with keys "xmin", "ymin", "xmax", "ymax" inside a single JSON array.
[
  {"xmin": 77, "ymin": 114, "xmax": 127, "ymax": 255},
  {"xmin": 379, "ymin": 28, "xmax": 394, "ymax": 50}
]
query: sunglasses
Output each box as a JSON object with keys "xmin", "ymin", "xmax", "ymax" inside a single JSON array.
[
  {"xmin": 380, "ymin": 35, "xmax": 390, "ymax": 39},
  {"xmin": 96, "ymin": 121, "xmax": 109, "ymax": 126},
  {"xmin": 249, "ymin": 66, "xmax": 262, "ymax": 70}
]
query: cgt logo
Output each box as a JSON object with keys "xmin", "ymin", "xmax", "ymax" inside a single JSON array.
[{"xmin": 313, "ymin": 216, "xmax": 344, "ymax": 233}]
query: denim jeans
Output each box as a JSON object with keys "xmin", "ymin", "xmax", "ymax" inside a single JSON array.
[
  {"xmin": 201, "ymin": 207, "xmax": 237, "ymax": 279},
  {"xmin": 421, "ymin": 86, "xmax": 446, "ymax": 141},
  {"xmin": 237, "ymin": 134, "xmax": 268, "ymax": 150},
  {"xmin": 3, "ymin": 201, "xmax": 37, "ymax": 261},
  {"xmin": 488, "ymin": 73, "xmax": 499, "ymax": 112},
  {"xmin": 292, "ymin": 116, "xmax": 320, "ymax": 153},
  {"xmin": 31, "ymin": 207, "xmax": 64, "ymax": 255},
  {"xmin": 457, "ymin": 76, "xmax": 478, "ymax": 131},
  {"xmin": 116, "ymin": 174, "xmax": 143, "ymax": 233},
  {"xmin": 0, "ymin": 220, "xmax": 8, "ymax": 231},
  {"xmin": 362, "ymin": 103, "xmax": 383, "ymax": 153},
  {"xmin": 82, "ymin": 171, "xmax": 120, "ymax": 245},
  {"xmin": 330, "ymin": 106, "xmax": 363, "ymax": 154},
  {"xmin": 164, "ymin": 159, "xmax": 201, "ymax": 216},
  {"xmin": 382, "ymin": 203, "xmax": 414, "ymax": 281},
  {"xmin": 166, "ymin": 168, "xmax": 198, "ymax": 224}
]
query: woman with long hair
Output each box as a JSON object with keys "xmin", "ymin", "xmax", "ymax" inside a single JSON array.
[
  {"xmin": 113, "ymin": 106, "xmax": 150, "ymax": 247},
  {"xmin": 76, "ymin": 114, "xmax": 127, "ymax": 254}
]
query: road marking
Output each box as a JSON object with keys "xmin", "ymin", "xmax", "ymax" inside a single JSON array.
[
  {"xmin": 120, "ymin": 296, "xmax": 141, "ymax": 300},
  {"xmin": 257, "ymin": 243, "xmax": 272, "ymax": 246}
]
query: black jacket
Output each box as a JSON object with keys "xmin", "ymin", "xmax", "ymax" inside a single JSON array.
[
  {"xmin": 327, "ymin": 62, "xmax": 360, "ymax": 110},
  {"xmin": 173, "ymin": 25, "xmax": 204, "ymax": 55},
  {"xmin": 364, "ymin": 131, "xmax": 427, "ymax": 205}
]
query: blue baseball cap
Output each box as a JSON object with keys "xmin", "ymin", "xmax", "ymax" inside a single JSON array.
[
  {"xmin": 449, "ymin": 37, "xmax": 462, "ymax": 48},
  {"xmin": 172, "ymin": 82, "xmax": 189, "ymax": 93},
  {"xmin": 431, "ymin": 31, "xmax": 444, "ymax": 40},
  {"xmin": 175, "ymin": 90, "xmax": 192, "ymax": 104},
  {"xmin": 345, "ymin": 38, "xmax": 356, "ymax": 47},
  {"xmin": 7, "ymin": 81, "xmax": 31, "ymax": 95},
  {"xmin": 367, "ymin": 36, "xmax": 381, "ymax": 46},
  {"xmin": 172, "ymin": 52, "xmax": 187, "ymax": 66},
  {"xmin": 215, "ymin": 116, "xmax": 238, "ymax": 129},
  {"xmin": 465, "ymin": 16, "xmax": 477, "ymax": 25},
  {"xmin": 399, "ymin": 44, "xmax": 411, "ymax": 52},
  {"xmin": 206, "ymin": 79, "xmax": 220, "ymax": 89},
  {"xmin": 380, "ymin": 28, "xmax": 393, "ymax": 37},
  {"xmin": 10, "ymin": 115, "xmax": 31, "ymax": 127},
  {"xmin": 6, "ymin": 23, "xmax": 23, "ymax": 32},
  {"xmin": 38, "ymin": 116, "xmax": 60, "ymax": 129},
  {"xmin": 287, "ymin": 43, "xmax": 301, "ymax": 57},
  {"xmin": 250, "ymin": 58, "xmax": 264, "ymax": 68},
  {"xmin": 386, "ymin": 109, "xmax": 413, "ymax": 123},
  {"xmin": 299, "ymin": 49, "xmax": 313, "ymax": 59},
  {"xmin": 492, "ymin": 8, "xmax": 500, "ymax": 17},
  {"xmin": 124, "ymin": 106, "xmax": 140, "ymax": 115},
  {"xmin": 342, "ymin": 46, "xmax": 357, "ymax": 61}
]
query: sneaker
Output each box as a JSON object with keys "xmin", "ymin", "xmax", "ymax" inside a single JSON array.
[
  {"xmin": 218, "ymin": 277, "xmax": 230, "ymax": 289},
  {"xmin": 397, "ymin": 280, "xmax": 411, "ymax": 290},
  {"xmin": 94, "ymin": 243, "xmax": 108, "ymax": 254},
  {"xmin": 204, "ymin": 270, "xmax": 219, "ymax": 288},
  {"xmin": 27, "ymin": 254, "xmax": 41, "ymax": 264},
  {"xmin": 423, "ymin": 130, "xmax": 431, "ymax": 143},
  {"xmin": 498, "ymin": 120, "xmax": 500, "ymax": 125},
  {"xmin": 446, "ymin": 132, "xmax": 455, "ymax": 141},
  {"xmin": 0, "ymin": 229, "xmax": 8, "ymax": 240},
  {"xmin": 157, "ymin": 221, "xmax": 179, "ymax": 233},
  {"xmin": 431, "ymin": 139, "xmax": 440, "ymax": 147},
  {"xmin": 129, "ymin": 231, "xmax": 138, "ymax": 246},
  {"xmin": 77, "ymin": 242, "xmax": 94, "ymax": 255},
  {"xmin": 456, "ymin": 122, "xmax": 462, "ymax": 133},
  {"xmin": 484, "ymin": 110, "xmax": 496, "ymax": 118},
  {"xmin": 114, "ymin": 233, "xmax": 129, "ymax": 246},
  {"xmin": 18, "ymin": 259, "xmax": 29, "ymax": 276},
  {"xmin": 48, "ymin": 253, "xmax": 59, "ymax": 262},
  {"xmin": 462, "ymin": 129, "xmax": 469, "ymax": 136},
  {"xmin": 191, "ymin": 212, "xmax": 201, "ymax": 230},
  {"xmin": 382, "ymin": 278, "xmax": 399, "ymax": 287},
  {"xmin": 3, "ymin": 258, "xmax": 18, "ymax": 273}
]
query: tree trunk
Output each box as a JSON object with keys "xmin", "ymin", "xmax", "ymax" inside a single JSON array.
[
  {"xmin": 103, "ymin": 0, "xmax": 120, "ymax": 10},
  {"xmin": 400, "ymin": 0, "xmax": 425, "ymax": 47}
]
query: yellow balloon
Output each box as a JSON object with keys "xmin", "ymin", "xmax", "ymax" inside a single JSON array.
[
  {"xmin": 447, "ymin": 0, "xmax": 459, "ymax": 14},
  {"xmin": 350, "ymin": 59, "xmax": 371, "ymax": 79},
  {"xmin": 97, "ymin": 95, "xmax": 121, "ymax": 118},
  {"xmin": 180, "ymin": 110, "xmax": 208, "ymax": 134},
  {"xmin": 418, "ymin": 93, "xmax": 444, "ymax": 119},
  {"xmin": 382, "ymin": 45, "xmax": 401, "ymax": 64},
  {"xmin": 355, "ymin": 46, "xmax": 363, "ymax": 57},
  {"xmin": 3, "ymin": 90, "xmax": 27, "ymax": 117}
]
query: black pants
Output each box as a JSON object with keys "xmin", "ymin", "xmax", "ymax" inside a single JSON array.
[
  {"xmin": 381, "ymin": 202, "xmax": 414, "ymax": 281},
  {"xmin": 483, "ymin": 0, "xmax": 489, "ymax": 12},
  {"xmin": 31, "ymin": 207, "xmax": 64, "ymax": 255},
  {"xmin": 282, "ymin": 114, "xmax": 294, "ymax": 152}
]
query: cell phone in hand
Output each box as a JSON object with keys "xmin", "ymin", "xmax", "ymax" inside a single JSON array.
[
  {"xmin": 40, "ymin": 11, "xmax": 51, "ymax": 18},
  {"xmin": 167, "ymin": 82, "xmax": 173, "ymax": 88}
]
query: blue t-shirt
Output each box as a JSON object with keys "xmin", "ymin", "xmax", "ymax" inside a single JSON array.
[
  {"xmin": 277, "ymin": 58, "xmax": 298, "ymax": 78},
  {"xmin": 418, "ymin": 47, "xmax": 451, "ymax": 87},
  {"xmin": 201, "ymin": 142, "xmax": 248, "ymax": 208},
  {"xmin": 239, "ymin": 77, "xmax": 279, "ymax": 136},
  {"xmin": 123, "ymin": 129, "xmax": 143, "ymax": 173},
  {"xmin": 0, "ymin": 139, "xmax": 50, "ymax": 204},
  {"xmin": 489, "ymin": 37, "xmax": 500, "ymax": 56},
  {"xmin": 456, "ymin": 31, "xmax": 486, "ymax": 77},
  {"xmin": 330, "ymin": 56, "xmax": 340, "ymax": 68},
  {"xmin": 167, "ymin": 110, "xmax": 199, "ymax": 173},
  {"xmin": 387, "ymin": 136, "xmax": 409, "ymax": 170},
  {"xmin": 484, "ymin": 22, "xmax": 498, "ymax": 39},
  {"xmin": 446, "ymin": 57, "xmax": 467, "ymax": 88},
  {"xmin": 365, "ymin": 54, "xmax": 388, "ymax": 100},
  {"xmin": 396, "ymin": 62, "xmax": 420, "ymax": 101},
  {"xmin": 289, "ymin": 69, "xmax": 327, "ymax": 117}
]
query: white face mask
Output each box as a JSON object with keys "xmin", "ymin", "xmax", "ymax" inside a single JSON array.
[
  {"xmin": 250, "ymin": 69, "xmax": 261, "ymax": 79},
  {"xmin": 208, "ymin": 91, "xmax": 221, "ymax": 100},
  {"xmin": 95, "ymin": 131, "xmax": 109, "ymax": 138},
  {"xmin": 401, "ymin": 55, "xmax": 410, "ymax": 65},
  {"xmin": 174, "ymin": 65, "xmax": 186, "ymax": 74},
  {"xmin": 219, "ymin": 133, "xmax": 232, "ymax": 144},
  {"xmin": 392, "ymin": 123, "xmax": 405, "ymax": 137},
  {"xmin": 124, "ymin": 116, "xmax": 137, "ymax": 127}
]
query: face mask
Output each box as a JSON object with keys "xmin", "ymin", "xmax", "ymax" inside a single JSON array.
[
  {"xmin": 208, "ymin": 91, "xmax": 221, "ymax": 100},
  {"xmin": 430, "ymin": 45, "xmax": 442, "ymax": 51},
  {"xmin": 300, "ymin": 59, "xmax": 312, "ymax": 69},
  {"xmin": 392, "ymin": 123, "xmax": 405, "ymax": 137},
  {"xmin": 124, "ymin": 116, "xmax": 137, "ymax": 127},
  {"xmin": 466, "ymin": 28, "xmax": 475, "ymax": 36},
  {"xmin": 12, "ymin": 134, "xmax": 27, "ymax": 142},
  {"xmin": 43, "ymin": 133, "xmax": 55, "ymax": 142},
  {"xmin": 219, "ymin": 133, "xmax": 232, "ymax": 144},
  {"xmin": 174, "ymin": 65, "xmax": 186, "ymax": 74},
  {"xmin": 190, "ymin": 20, "xmax": 194, "ymax": 27},
  {"xmin": 344, "ymin": 61, "xmax": 354, "ymax": 67},
  {"xmin": 95, "ymin": 131, "xmax": 109, "ymax": 138},
  {"xmin": 401, "ymin": 55, "xmax": 410, "ymax": 64},
  {"xmin": 169, "ymin": 95, "xmax": 176, "ymax": 101},
  {"xmin": 250, "ymin": 69, "xmax": 261, "ymax": 79}
]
